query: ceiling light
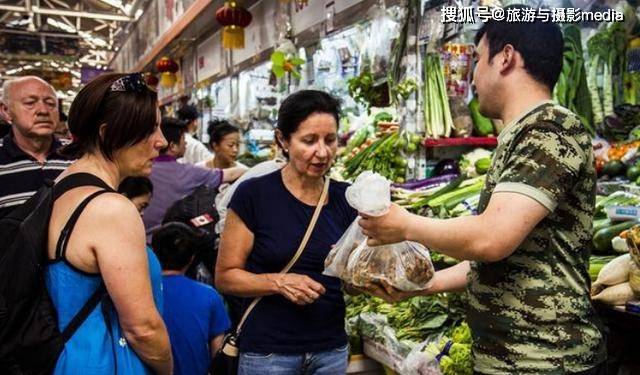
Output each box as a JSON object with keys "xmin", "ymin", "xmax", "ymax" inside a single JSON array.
[{"xmin": 47, "ymin": 18, "xmax": 76, "ymax": 33}]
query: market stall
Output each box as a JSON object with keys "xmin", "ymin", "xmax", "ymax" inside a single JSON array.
[{"xmin": 5, "ymin": 0, "xmax": 640, "ymax": 373}]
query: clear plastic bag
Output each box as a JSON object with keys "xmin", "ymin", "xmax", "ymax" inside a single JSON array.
[
  {"xmin": 345, "ymin": 171, "xmax": 391, "ymax": 217},
  {"xmin": 398, "ymin": 336, "xmax": 444, "ymax": 375},
  {"xmin": 326, "ymin": 220, "xmax": 435, "ymax": 292},
  {"xmin": 324, "ymin": 171, "xmax": 435, "ymax": 292}
]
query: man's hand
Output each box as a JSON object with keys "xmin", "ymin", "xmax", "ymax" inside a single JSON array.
[{"xmin": 358, "ymin": 203, "xmax": 413, "ymax": 246}]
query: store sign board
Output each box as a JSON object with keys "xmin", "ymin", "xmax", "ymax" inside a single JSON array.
[
  {"xmin": 232, "ymin": 0, "xmax": 277, "ymax": 65},
  {"xmin": 291, "ymin": 0, "xmax": 325, "ymax": 34},
  {"xmin": 182, "ymin": 48, "xmax": 196, "ymax": 89},
  {"xmin": 196, "ymin": 32, "xmax": 223, "ymax": 81}
]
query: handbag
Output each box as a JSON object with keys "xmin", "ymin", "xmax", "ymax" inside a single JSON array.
[{"xmin": 217, "ymin": 177, "xmax": 331, "ymax": 370}]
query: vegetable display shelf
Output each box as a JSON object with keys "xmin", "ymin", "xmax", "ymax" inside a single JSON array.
[
  {"xmin": 362, "ymin": 338, "xmax": 442, "ymax": 375},
  {"xmin": 423, "ymin": 137, "xmax": 498, "ymax": 148}
]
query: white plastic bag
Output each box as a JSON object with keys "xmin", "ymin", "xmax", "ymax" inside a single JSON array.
[
  {"xmin": 216, "ymin": 159, "xmax": 286, "ymax": 234},
  {"xmin": 345, "ymin": 171, "xmax": 391, "ymax": 216},
  {"xmin": 324, "ymin": 171, "xmax": 435, "ymax": 292}
]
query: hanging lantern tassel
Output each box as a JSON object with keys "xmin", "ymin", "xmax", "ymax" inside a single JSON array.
[
  {"xmin": 222, "ymin": 25, "xmax": 245, "ymax": 49},
  {"xmin": 160, "ymin": 72, "xmax": 177, "ymax": 88},
  {"xmin": 216, "ymin": 2, "xmax": 252, "ymax": 50}
]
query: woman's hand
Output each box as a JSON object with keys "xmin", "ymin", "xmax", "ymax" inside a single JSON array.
[{"xmin": 275, "ymin": 273, "xmax": 326, "ymax": 305}]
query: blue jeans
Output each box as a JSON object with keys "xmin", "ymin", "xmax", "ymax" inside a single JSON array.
[{"xmin": 238, "ymin": 345, "xmax": 349, "ymax": 375}]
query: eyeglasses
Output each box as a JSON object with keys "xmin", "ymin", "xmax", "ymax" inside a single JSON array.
[{"xmin": 109, "ymin": 73, "xmax": 152, "ymax": 93}]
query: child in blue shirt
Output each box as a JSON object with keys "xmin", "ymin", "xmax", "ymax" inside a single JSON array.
[{"xmin": 152, "ymin": 222, "xmax": 231, "ymax": 375}]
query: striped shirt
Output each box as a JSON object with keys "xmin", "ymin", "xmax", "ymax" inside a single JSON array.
[{"xmin": 0, "ymin": 133, "xmax": 73, "ymax": 218}]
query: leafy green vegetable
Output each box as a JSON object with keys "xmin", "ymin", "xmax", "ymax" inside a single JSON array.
[
  {"xmin": 441, "ymin": 343, "xmax": 473, "ymax": 375},
  {"xmin": 452, "ymin": 322, "xmax": 472, "ymax": 345},
  {"xmin": 588, "ymin": 22, "xmax": 628, "ymax": 127},
  {"xmin": 554, "ymin": 25, "xmax": 594, "ymax": 134},
  {"xmin": 424, "ymin": 52, "xmax": 453, "ymax": 139}
]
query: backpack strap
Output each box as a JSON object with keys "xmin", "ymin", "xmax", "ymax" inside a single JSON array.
[
  {"xmin": 54, "ymin": 189, "xmax": 112, "ymax": 261},
  {"xmin": 60, "ymin": 283, "xmax": 106, "ymax": 342},
  {"xmin": 53, "ymin": 173, "xmax": 115, "ymax": 201}
]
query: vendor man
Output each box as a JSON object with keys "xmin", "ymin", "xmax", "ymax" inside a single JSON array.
[{"xmin": 358, "ymin": 12, "xmax": 606, "ymax": 375}]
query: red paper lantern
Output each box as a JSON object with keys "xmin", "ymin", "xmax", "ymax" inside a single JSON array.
[
  {"xmin": 167, "ymin": 59, "xmax": 179, "ymax": 74},
  {"xmin": 156, "ymin": 57, "xmax": 173, "ymax": 73},
  {"xmin": 145, "ymin": 73, "xmax": 159, "ymax": 87},
  {"xmin": 215, "ymin": 2, "xmax": 252, "ymax": 49}
]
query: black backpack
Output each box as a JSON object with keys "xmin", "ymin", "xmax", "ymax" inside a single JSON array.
[
  {"xmin": 163, "ymin": 185, "xmax": 220, "ymax": 283},
  {"xmin": 0, "ymin": 173, "xmax": 114, "ymax": 374}
]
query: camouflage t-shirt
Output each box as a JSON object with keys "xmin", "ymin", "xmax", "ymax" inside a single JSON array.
[{"xmin": 467, "ymin": 102, "xmax": 606, "ymax": 374}]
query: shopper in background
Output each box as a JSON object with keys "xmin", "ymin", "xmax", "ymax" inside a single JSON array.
[
  {"xmin": 143, "ymin": 117, "xmax": 246, "ymax": 232},
  {"xmin": 358, "ymin": 10, "xmax": 606, "ymax": 375},
  {"xmin": 199, "ymin": 120, "xmax": 247, "ymax": 214},
  {"xmin": 119, "ymin": 176, "xmax": 164, "ymax": 312},
  {"xmin": 176, "ymin": 104, "xmax": 212, "ymax": 164},
  {"xmin": 0, "ymin": 76, "xmax": 72, "ymax": 218},
  {"xmin": 46, "ymin": 73, "xmax": 172, "ymax": 374},
  {"xmin": 54, "ymin": 108, "xmax": 71, "ymax": 142},
  {"xmin": 153, "ymin": 222, "xmax": 230, "ymax": 375},
  {"xmin": 199, "ymin": 120, "xmax": 245, "ymax": 170},
  {"xmin": 119, "ymin": 176, "xmax": 154, "ymax": 217},
  {"xmin": 216, "ymin": 90, "xmax": 357, "ymax": 374}
]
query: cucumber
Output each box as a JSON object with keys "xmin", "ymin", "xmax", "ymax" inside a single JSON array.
[
  {"xmin": 593, "ymin": 218, "xmax": 612, "ymax": 232},
  {"xmin": 593, "ymin": 220, "xmax": 640, "ymax": 254},
  {"xmin": 469, "ymin": 97, "xmax": 494, "ymax": 136},
  {"xmin": 474, "ymin": 158, "xmax": 491, "ymax": 175}
]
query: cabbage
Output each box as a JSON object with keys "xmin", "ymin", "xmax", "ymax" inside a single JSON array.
[{"xmin": 459, "ymin": 148, "xmax": 493, "ymax": 177}]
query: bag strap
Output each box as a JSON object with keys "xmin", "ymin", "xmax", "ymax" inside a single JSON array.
[
  {"xmin": 60, "ymin": 283, "xmax": 106, "ymax": 342},
  {"xmin": 53, "ymin": 173, "xmax": 115, "ymax": 200},
  {"xmin": 235, "ymin": 177, "xmax": 331, "ymax": 335},
  {"xmin": 47, "ymin": 174, "xmax": 115, "ymax": 341},
  {"xmin": 55, "ymin": 189, "xmax": 112, "ymax": 260}
]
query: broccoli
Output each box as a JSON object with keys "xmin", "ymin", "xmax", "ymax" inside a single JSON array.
[
  {"xmin": 452, "ymin": 322, "xmax": 472, "ymax": 344},
  {"xmin": 440, "ymin": 343, "xmax": 473, "ymax": 375}
]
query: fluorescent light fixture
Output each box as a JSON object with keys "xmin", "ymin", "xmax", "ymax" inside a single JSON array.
[
  {"xmin": 6, "ymin": 68, "xmax": 22, "ymax": 75},
  {"xmin": 47, "ymin": 17, "xmax": 76, "ymax": 33}
]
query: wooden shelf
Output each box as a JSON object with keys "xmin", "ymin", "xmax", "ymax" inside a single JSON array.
[{"xmin": 423, "ymin": 136, "xmax": 498, "ymax": 148}]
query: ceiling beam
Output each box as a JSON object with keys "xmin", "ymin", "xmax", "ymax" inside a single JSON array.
[
  {"xmin": 0, "ymin": 0, "xmax": 23, "ymax": 23},
  {"xmin": 0, "ymin": 4, "xmax": 133, "ymax": 22}
]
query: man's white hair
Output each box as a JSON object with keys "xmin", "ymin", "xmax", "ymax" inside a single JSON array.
[{"xmin": 1, "ymin": 76, "xmax": 56, "ymax": 105}]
